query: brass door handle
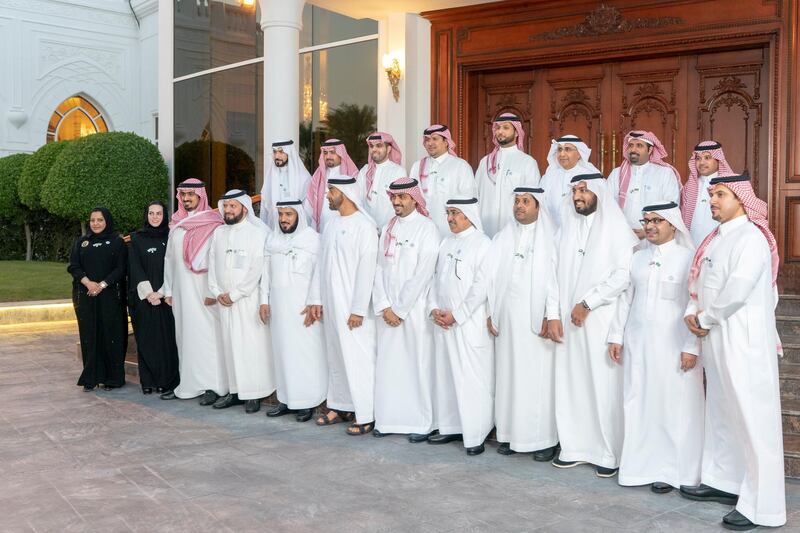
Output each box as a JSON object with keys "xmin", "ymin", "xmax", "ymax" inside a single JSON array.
[
  {"xmin": 611, "ymin": 130, "xmax": 618, "ymax": 169},
  {"xmin": 597, "ymin": 130, "xmax": 605, "ymax": 175}
]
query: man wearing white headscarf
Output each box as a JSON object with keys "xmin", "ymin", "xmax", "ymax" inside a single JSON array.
[
  {"xmin": 548, "ymin": 173, "xmax": 638, "ymax": 477},
  {"xmin": 372, "ymin": 177, "xmax": 440, "ymax": 441},
  {"xmin": 260, "ymin": 200, "xmax": 327, "ymax": 423},
  {"xmin": 308, "ymin": 177, "xmax": 379, "ymax": 435},
  {"xmin": 475, "ymin": 113, "xmax": 540, "ymax": 237},
  {"xmin": 483, "ymin": 186, "xmax": 559, "ymax": 460},
  {"xmin": 358, "ymin": 132, "xmax": 406, "ymax": 228},
  {"xmin": 410, "ymin": 125, "xmax": 477, "ymax": 237},
  {"xmin": 428, "ymin": 197, "xmax": 494, "ymax": 455},
  {"xmin": 207, "ymin": 190, "xmax": 274, "ymax": 413},
  {"xmin": 607, "ymin": 201, "xmax": 703, "ymax": 494},
  {"xmin": 539, "ymin": 135, "xmax": 601, "ymax": 229},
  {"xmin": 259, "ymin": 140, "xmax": 311, "ymax": 230}
]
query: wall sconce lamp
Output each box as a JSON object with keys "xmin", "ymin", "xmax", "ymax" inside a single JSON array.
[
  {"xmin": 240, "ymin": 0, "xmax": 256, "ymax": 7},
  {"xmin": 382, "ymin": 54, "xmax": 402, "ymax": 102}
]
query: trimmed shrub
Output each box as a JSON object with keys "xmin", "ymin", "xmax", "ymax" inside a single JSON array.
[
  {"xmin": 41, "ymin": 132, "xmax": 169, "ymax": 232},
  {"xmin": 0, "ymin": 153, "xmax": 29, "ymax": 219},
  {"xmin": 18, "ymin": 140, "xmax": 70, "ymax": 209}
]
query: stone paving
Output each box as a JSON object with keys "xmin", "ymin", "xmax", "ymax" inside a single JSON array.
[{"xmin": 1, "ymin": 325, "xmax": 798, "ymax": 532}]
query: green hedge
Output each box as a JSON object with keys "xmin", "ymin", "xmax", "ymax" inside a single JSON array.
[
  {"xmin": 0, "ymin": 153, "xmax": 30, "ymax": 221},
  {"xmin": 41, "ymin": 132, "xmax": 169, "ymax": 232},
  {"xmin": 18, "ymin": 140, "xmax": 69, "ymax": 209}
]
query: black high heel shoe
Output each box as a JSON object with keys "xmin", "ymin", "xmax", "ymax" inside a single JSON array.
[{"xmin": 143, "ymin": 388, "xmax": 153, "ymax": 395}]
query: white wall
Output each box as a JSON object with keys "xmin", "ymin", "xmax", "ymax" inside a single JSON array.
[{"xmin": 0, "ymin": 0, "xmax": 159, "ymax": 157}]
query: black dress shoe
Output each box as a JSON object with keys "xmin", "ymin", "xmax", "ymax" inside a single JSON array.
[
  {"xmin": 156, "ymin": 387, "xmax": 165, "ymax": 394},
  {"xmin": 679, "ymin": 484, "xmax": 738, "ymax": 506},
  {"xmin": 496, "ymin": 442, "xmax": 517, "ymax": 455},
  {"xmin": 552, "ymin": 457, "xmax": 587, "ymax": 468},
  {"xmin": 212, "ymin": 393, "xmax": 244, "ymax": 409},
  {"xmin": 722, "ymin": 509, "xmax": 756, "ymax": 531},
  {"xmin": 427, "ymin": 433, "xmax": 463, "ymax": 445},
  {"xmin": 295, "ymin": 409, "xmax": 313, "ymax": 422},
  {"xmin": 160, "ymin": 390, "xmax": 177, "ymax": 400},
  {"xmin": 245, "ymin": 399, "xmax": 261, "ymax": 413},
  {"xmin": 408, "ymin": 432, "xmax": 432, "ymax": 443},
  {"xmin": 373, "ymin": 429, "xmax": 388, "ymax": 438},
  {"xmin": 466, "ymin": 444, "xmax": 485, "ymax": 456},
  {"xmin": 532, "ymin": 446, "xmax": 557, "ymax": 462},
  {"xmin": 198, "ymin": 390, "xmax": 219, "ymax": 406},
  {"xmin": 266, "ymin": 403, "xmax": 291, "ymax": 417},
  {"xmin": 595, "ymin": 466, "xmax": 619, "ymax": 478},
  {"xmin": 651, "ymin": 482, "xmax": 673, "ymax": 494},
  {"xmin": 142, "ymin": 388, "xmax": 153, "ymax": 395}
]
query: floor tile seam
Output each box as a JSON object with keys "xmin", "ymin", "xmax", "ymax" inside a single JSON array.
[
  {"xmin": 141, "ymin": 463, "xmax": 192, "ymax": 501},
  {"xmin": 44, "ymin": 476, "xmax": 86, "ymax": 523}
]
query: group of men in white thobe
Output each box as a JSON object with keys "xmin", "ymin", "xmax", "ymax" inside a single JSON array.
[{"xmin": 156, "ymin": 119, "xmax": 785, "ymax": 530}]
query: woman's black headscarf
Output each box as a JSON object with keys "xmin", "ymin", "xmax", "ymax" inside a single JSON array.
[
  {"xmin": 138, "ymin": 200, "xmax": 170, "ymax": 238},
  {"xmin": 83, "ymin": 206, "xmax": 116, "ymax": 242}
]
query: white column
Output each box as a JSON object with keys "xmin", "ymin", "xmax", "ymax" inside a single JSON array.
[
  {"xmin": 259, "ymin": 0, "xmax": 304, "ymax": 147},
  {"xmin": 157, "ymin": 0, "xmax": 174, "ymax": 202}
]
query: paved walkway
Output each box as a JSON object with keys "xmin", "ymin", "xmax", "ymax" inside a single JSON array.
[{"xmin": 1, "ymin": 326, "xmax": 798, "ymax": 532}]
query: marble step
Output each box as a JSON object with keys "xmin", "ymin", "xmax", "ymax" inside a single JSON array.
[{"xmin": 778, "ymin": 295, "xmax": 800, "ymax": 317}]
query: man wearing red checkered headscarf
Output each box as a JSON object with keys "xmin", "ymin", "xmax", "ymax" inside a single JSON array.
[
  {"xmin": 357, "ymin": 132, "xmax": 406, "ymax": 228},
  {"xmin": 607, "ymin": 131, "xmax": 681, "ymax": 240},
  {"xmin": 373, "ymin": 177, "xmax": 441, "ymax": 442},
  {"xmin": 681, "ymin": 174, "xmax": 785, "ymax": 530},
  {"xmin": 680, "ymin": 141, "xmax": 736, "ymax": 246},
  {"xmin": 475, "ymin": 113, "xmax": 541, "ymax": 237}
]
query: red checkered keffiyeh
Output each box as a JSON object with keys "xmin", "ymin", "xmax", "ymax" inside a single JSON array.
[
  {"xmin": 383, "ymin": 177, "xmax": 429, "ymax": 257},
  {"xmin": 418, "ymin": 125, "xmax": 458, "ymax": 193},
  {"xmin": 365, "ymin": 132, "xmax": 403, "ymax": 196},
  {"xmin": 617, "ymin": 130, "xmax": 681, "ymax": 209},
  {"xmin": 680, "ymin": 141, "xmax": 736, "ymax": 229},
  {"xmin": 486, "ymin": 113, "xmax": 526, "ymax": 183},
  {"xmin": 307, "ymin": 139, "xmax": 359, "ymax": 231}
]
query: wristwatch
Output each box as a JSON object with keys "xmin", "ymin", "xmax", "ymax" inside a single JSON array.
[
  {"xmin": 580, "ymin": 300, "xmax": 591, "ymax": 311},
  {"xmin": 99, "ymin": 281, "xmax": 108, "ymax": 290}
]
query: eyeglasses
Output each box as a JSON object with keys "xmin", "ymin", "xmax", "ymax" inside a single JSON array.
[{"xmin": 639, "ymin": 217, "xmax": 666, "ymax": 226}]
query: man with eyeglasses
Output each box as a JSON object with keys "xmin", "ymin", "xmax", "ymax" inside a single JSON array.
[{"xmin": 607, "ymin": 202, "xmax": 704, "ymax": 495}]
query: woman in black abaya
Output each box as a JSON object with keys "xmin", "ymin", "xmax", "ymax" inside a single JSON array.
[
  {"xmin": 68, "ymin": 207, "xmax": 128, "ymax": 391},
  {"xmin": 128, "ymin": 201, "xmax": 179, "ymax": 394}
]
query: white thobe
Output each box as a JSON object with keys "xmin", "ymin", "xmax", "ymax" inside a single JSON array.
[
  {"xmin": 308, "ymin": 210, "xmax": 378, "ymax": 424},
  {"xmin": 373, "ymin": 211, "xmax": 440, "ymax": 434},
  {"xmin": 550, "ymin": 213, "xmax": 631, "ymax": 468},
  {"xmin": 262, "ymin": 166, "xmax": 311, "ymax": 229},
  {"xmin": 410, "ymin": 153, "xmax": 477, "ymax": 237},
  {"xmin": 608, "ymin": 240, "xmax": 704, "ymax": 488},
  {"xmin": 358, "ymin": 160, "xmax": 406, "ymax": 229},
  {"xmin": 689, "ymin": 172, "xmax": 719, "ymax": 246},
  {"xmin": 539, "ymin": 164, "xmax": 590, "ymax": 229},
  {"xmin": 162, "ymin": 218, "xmax": 227, "ymax": 399},
  {"xmin": 208, "ymin": 221, "xmax": 274, "ymax": 400},
  {"xmin": 319, "ymin": 165, "xmax": 350, "ymax": 232},
  {"xmin": 475, "ymin": 146, "xmax": 541, "ymax": 237},
  {"xmin": 429, "ymin": 227, "xmax": 495, "ymax": 447},
  {"xmin": 608, "ymin": 162, "xmax": 681, "ymax": 231},
  {"xmin": 260, "ymin": 229, "xmax": 327, "ymax": 409},
  {"xmin": 687, "ymin": 215, "xmax": 785, "ymax": 527},
  {"xmin": 489, "ymin": 222, "xmax": 558, "ymax": 452}
]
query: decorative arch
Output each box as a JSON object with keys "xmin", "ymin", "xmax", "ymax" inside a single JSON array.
[{"xmin": 46, "ymin": 95, "xmax": 109, "ymax": 143}]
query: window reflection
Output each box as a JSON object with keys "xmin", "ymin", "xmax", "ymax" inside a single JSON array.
[
  {"xmin": 300, "ymin": 5, "xmax": 378, "ymax": 49},
  {"xmin": 46, "ymin": 95, "xmax": 108, "ymax": 143}
]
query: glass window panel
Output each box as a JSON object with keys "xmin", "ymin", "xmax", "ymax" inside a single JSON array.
[
  {"xmin": 95, "ymin": 116, "xmax": 108, "ymax": 133},
  {"xmin": 174, "ymin": 0, "xmax": 262, "ymax": 78},
  {"xmin": 300, "ymin": 5, "xmax": 378, "ymax": 49},
  {"xmin": 299, "ymin": 40, "xmax": 377, "ymax": 171},
  {"xmin": 56, "ymin": 109, "xmax": 98, "ymax": 141},
  {"xmin": 174, "ymin": 62, "xmax": 262, "ymax": 204},
  {"xmin": 81, "ymin": 99, "xmax": 99, "ymax": 118},
  {"xmin": 47, "ymin": 113, "xmax": 61, "ymax": 132}
]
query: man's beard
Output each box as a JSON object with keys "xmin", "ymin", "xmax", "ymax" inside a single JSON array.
[
  {"xmin": 574, "ymin": 198, "xmax": 598, "ymax": 216},
  {"xmin": 224, "ymin": 212, "xmax": 245, "ymax": 225},
  {"xmin": 629, "ymin": 152, "xmax": 641, "ymax": 164},
  {"xmin": 280, "ymin": 219, "xmax": 299, "ymax": 234},
  {"xmin": 274, "ymin": 159, "xmax": 288, "ymax": 168},
  {"xmin": 497, "ymin": 136, "xmax": 515, "ymax": 147}
]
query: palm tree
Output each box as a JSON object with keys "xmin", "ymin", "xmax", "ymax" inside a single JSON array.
[{"xmin": 322, "ymin": 103, "xmax": 376, "ymax": 168}]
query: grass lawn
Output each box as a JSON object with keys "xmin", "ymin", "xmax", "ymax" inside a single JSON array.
[{"xmin": 0, "ymin": 261, "xmax": 72, "ymax": 303}]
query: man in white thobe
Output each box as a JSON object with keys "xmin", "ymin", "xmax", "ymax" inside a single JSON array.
[
  {"xmin": 539, "ymin": 135, "xmax": 601, "ymax": 229},
  {"xmin": 680, "ymin": 174, "xmax": 785, "ymax": 530},
  {"xmin": 207, "ymin": 190, "xmax": 274, "ymax": 413},
  {"xmin": 547, "ymin": 172, "xmax": 638, "ymax": 477},
  {"xmin": 307, "ymin": 177, "xmax": 379, "ymax": 435},
  {"xmin": 358, "ymin": 132, "xmax": 406, "ymax": 228},
  {"xmin": 428, "ymin": 197, "xmax": 494, "ymax": 455},
  {"xmin": 607, "ymin": 130, "xmax": 681, "ymax": 241},
  {"xmin": 259, "ymin": 139, "xmax": 311, "ymax": 230},
  {"xmin": 162, "ymin": 178, "xmax": 228, "ymax": 405},
  {"xmin": 679, "ymin": 141, "xmax": 736, "ymax": 246},
  {"xmin": 373, "ymin": 177, "xmax": 440, "ymax": 442},
  {"xmin": 260, "ymin": 200, "xmax": 327, "ymax": 423},
  {"xmin": 410, "ymin": 125, "xmax": 477, "ymax": 237},
  {"xmin": 607, "ymin": 201, "xmax": 704, "ymax": 493},
  {"xmin": 307, "ymin": 139, "xmax": 359, "ymax": 232},
  {"xmin": 475, "ymin": 113, "xmax": 540, "ymax": 237},
  {"xmin": 484, "ymin": 186, "xmax": 559, "ymax": 460}
]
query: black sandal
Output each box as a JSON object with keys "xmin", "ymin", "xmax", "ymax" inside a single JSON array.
[
  {"xmin": 346, "ymin": 421, "xmax": 374, "ymax": 435},
  {"xmin": 316, "ymin": 410, "xmax": 350, "ymax": 426}
]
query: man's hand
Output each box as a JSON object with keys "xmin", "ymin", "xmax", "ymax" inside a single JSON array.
[
  {"xmin": 684, "ymin": 314, "xmax": 709, "ymax": 337},
  {"xmin": 382, "ymin": 308, "xmax": 402, "ymax": 327},
  {"xmin": 259, "ymin": 304, "xmax": 270, "ymax": 324},
  {"xmin": 147, "ymin": 292, "xmax": 162, "ymax": 306},
  {"xmin": 347, "ymin": 314, "xmax": 364, "ymax": 330},
  {"xmin": 203, "ymin": 297, "xmax": 217, "ymax": 306},
  {"xmin": 571, "ymin": 303, "xmax": 589, "ymax": 327},
  {"xmin": 303, "ymin": 305, "xmax": 322, "ymax": 327},
  {"xmin": 435, "ymin": 310, "xmax": 455, "ymax": 329},
  {"xmin": 547, "ymin": 319, "xmax": 564, "ymax": 343},
  {"xmin": 680, "ymin": 352, "xmax": 698, "ymax": 372},
  {"xmin": 608, "ymin": 343, "xmax": 622, "ymax": 364},
  {"xmin": 165, "ymin": 296, "xmax": 173, "ymax": 306},
  {"xmin": 537, "ymin": 318, "xmax": 548, "ymax": 338},
  {"xmin": 217, "ymin": 293, "xmax": 233, "ymax": 307},
  {"xmin": 633, "ymin": 228, "xmax": 646, "ymax": 240},
  {"xmin": 487, "ymin": 317, "xmax": 499, "ymax": 337}
]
